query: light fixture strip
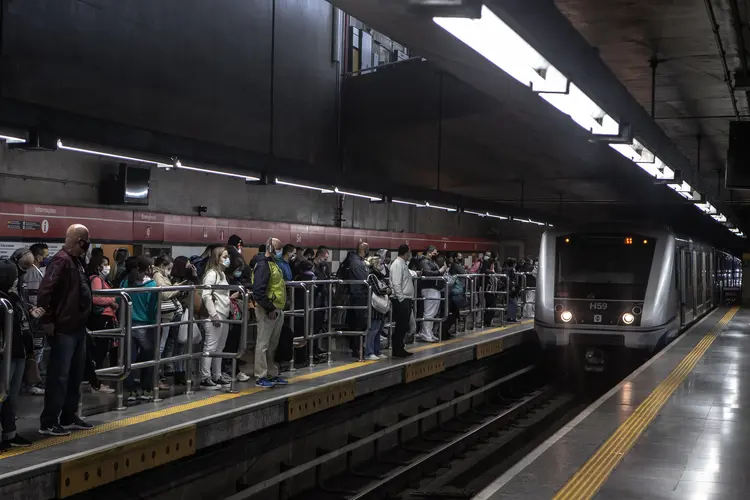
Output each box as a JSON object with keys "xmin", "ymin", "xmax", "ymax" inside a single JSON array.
[
  {"xmin": 333, "ymin": 187, "xmax": 382, "ymax": 201},
  {"xmin": 57, "ymin": 140, "xmax": 160, "ymax": 165},
  {"xmin": 275, "ymin": 178, "xmax": 329, "ymax": 192},
  {"xmin": 0, "ymin": 134, "xmax": 25, "ymax": 143},
  {"xmin": 177, "ymin": 162, "xmax": 259, "ymax": 182},
  {"xmin": 392, "ymin": 199, "xmax": 427, "ymax": 207}
]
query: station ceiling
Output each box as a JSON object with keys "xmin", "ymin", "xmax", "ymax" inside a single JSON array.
[{"xmin": 331, "ymin": 0, "xmax": 749, "ymax": 252}]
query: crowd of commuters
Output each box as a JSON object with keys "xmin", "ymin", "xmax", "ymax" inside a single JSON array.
[{"xmin": 0, "ymin": 223, "xmax": 536, "ymax": 448}]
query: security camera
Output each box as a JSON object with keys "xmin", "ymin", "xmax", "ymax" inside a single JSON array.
[{"xmin": 196, "ymin": 206, "xmax": 208, "ymax": 216}]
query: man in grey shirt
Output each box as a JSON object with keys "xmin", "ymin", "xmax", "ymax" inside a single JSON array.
[{"xmin": 389, "ymin": 244, "xmax": 415, "ymax": 358}]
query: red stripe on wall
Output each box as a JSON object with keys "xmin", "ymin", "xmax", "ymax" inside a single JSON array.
[{"xmin": 0, "ymin": 204, "xmax": 498, "ymax": 251}]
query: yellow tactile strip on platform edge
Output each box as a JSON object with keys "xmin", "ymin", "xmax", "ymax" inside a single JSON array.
[
  {"xmin": 0, "ymin": 319, "xmax": 531, "ymax": 462},
  {"xmin": 553, "ymin": 306, "xmax": 739, "ymax": 500}
]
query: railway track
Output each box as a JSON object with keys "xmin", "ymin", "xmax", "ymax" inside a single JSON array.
[{"xmin": 226, "ymin": 364, "xmax": 581, "ymax": 500}]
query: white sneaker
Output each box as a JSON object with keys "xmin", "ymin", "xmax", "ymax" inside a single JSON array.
[
  {"xmin": 418, "ymin": 334, "xmax": 438, "ymax": 343},
  {"xmin": 92, "ymin": 385, "xmax": 115, "ymax": 394},
  {"xmin": 29, "ymin": 386, "xmax": 45, "ymax": 396},
  {"xmin": 236, "ymin": 372, "xmax": 250, "ymax": 382},
  {"xmin": 378, "ymin": 354, "xmax": 388, "ymax": 359},
  {"xmin": 365, "ymin": 354, "xmax": 380, "ymax": 361}
]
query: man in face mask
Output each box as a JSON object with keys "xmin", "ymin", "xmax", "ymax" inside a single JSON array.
[
  {"xmin": 252, "ymin": 238, "xmax": 288, "ymax": 388},
  {"xmin": 36, "ymin": 224, "xmax": 95, "ymax": 436}
]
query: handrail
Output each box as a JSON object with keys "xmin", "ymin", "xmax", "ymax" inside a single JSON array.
[{"xmin": 0, "ymin": 297, "xmax": 13, "ymax": 404}]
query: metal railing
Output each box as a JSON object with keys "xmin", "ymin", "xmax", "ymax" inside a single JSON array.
[
  {"xmin": 519, "ymin": 273, "xmax": 537, "ymax": 319},
  {"xmin": 91, "ymin": 284, "xmax": 249, "ymax": 408},
  {"xmin": 83, "ymin": 272, "xmax": 530, "ymax": 408},
  {"xmin": 0, "ymin": 297, "xmax": 13, "ymax": 404}
]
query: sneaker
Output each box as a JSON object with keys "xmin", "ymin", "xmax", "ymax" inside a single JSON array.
[
  {"xmin": 418, "ymin": 335, "xmax": 438, "ymax": 343},
  {"xmin": 39, "ymin": 425, "xmax": 71, "ymax": 437},
  {"xmin": 255, "ymin": 377, "xmax": 276, "ymax": 388},
  {"xmin": 127, "ymin": 390, "xmax": 139, "ymax": 402},
  {"xmin": 365, "ymin": 354, "xmax": 380, "ymax": 361},
  {"xmin": 213, "ymin": 378, "xmax": 230, "ymax": 387},
  {"xmin": 61, "ymin": 417, "xmax": 94, "ymax": 430},
  {"xmin": 200, "ymin": 378, "xmax": 221, "ymax": 390},
  {"xmin": 29, "ymin": 386, "xmax": 45, "ymax": 396},
  {"xmin": 378, "ymin": 354, "xmax": 388, "ymax": 360},
  {"xmin": 4, "ymin": 435, "xmax": 32, "ymax": 448},
  {"xmin": 392, "ymin": 350, "xmax": 414, "ymax": 358},
  {"xmin": 91, "ymin": 384, "xmax": 115, "ymax": 394},
  {"xmin": 219, "ymin": 373, "xmax": 233, "ymax": 384},
  {"xmin": 236, "ymin": 372, "xmax": 250, "ymax": 382},
  {"xmin": 270, "ymin": 376, "xmax": 288, "ymax": 385},
  {"xmin": 139, "ymin": 390, "xmax": 154, "ymax": 401}
]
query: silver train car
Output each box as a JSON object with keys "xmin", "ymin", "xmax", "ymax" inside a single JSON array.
[{"xmin": 535, "ymin": 227, "xmax": 740, "ymax": 373}]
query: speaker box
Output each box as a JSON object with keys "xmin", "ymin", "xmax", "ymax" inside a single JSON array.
[{"xmin": 726, "ymin": 121, "xmax": 750, "ymax": 189}]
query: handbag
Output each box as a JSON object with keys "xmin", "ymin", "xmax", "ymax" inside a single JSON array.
[
  {"xmin": 230, "ymin": 298, "xmax": 242, "ymax": 320},
  {"xmin": 372, "ymin": 292, "xmax": 391, "ymax": 314},
  {"xmin": 177, "ymin": 309, "xmax": 203, "ymax": 344}
]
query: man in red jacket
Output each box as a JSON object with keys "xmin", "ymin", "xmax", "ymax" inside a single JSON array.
[{"xmin": 35, "ymin": 224, "xmax": 94, "ymax": 436}]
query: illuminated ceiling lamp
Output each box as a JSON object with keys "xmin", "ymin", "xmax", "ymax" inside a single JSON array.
[
  {"xmin": 434, "ymin": 6, "xmax": 569, "ymax": 94},
  {"xmin": 331, "ymin": 187, "xmax": 382, "ymax": 201},
  {"xmin": 275, "ymin": 178, "xmax": 331, "ymax": 193},
  {"xmin": 0, "ymin": 134, "xmax": 25, "ymax": 144},
  {"xmin": 57, "ymin": 139, "xmax": 161, "ymax": 165},
  {"xmin": 174, "ymin": 160, "xmax": 260, "ymax": 182},
  {"xmin": 539, "ymin": 83, "xmax": 620, "ymax": 136}
]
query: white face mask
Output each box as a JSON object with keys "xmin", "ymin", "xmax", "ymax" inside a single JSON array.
[{"xmin": 102, "ymin": 266, "xmax": 111, "ymax": 276}]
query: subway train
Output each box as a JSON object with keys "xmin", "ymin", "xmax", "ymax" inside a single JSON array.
[{"xmin": 534, "ymin": 226, "xmax": 741, "ymax": 375}]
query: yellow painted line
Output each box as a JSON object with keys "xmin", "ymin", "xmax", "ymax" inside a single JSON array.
[
  {"xmin": 553, "ymin": 306, "xmax": 739, "ymax": 500},
  {"xmin": 0, "ymin": 320, "xmax": 532, "ymax": 462}
]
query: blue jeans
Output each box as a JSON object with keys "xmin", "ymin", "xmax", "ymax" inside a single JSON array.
[
  {"xmin": 365, "ymin": 318, "xmax": 382, "ymax": 357},
  {"xmin": 40, "ymin": 329, "xmax": 87, "ymax": 429},
  {"xmin": 1, "ymin": 359, "xmax": 26, "ymax": 439},
  {"xmin": 125, "ymin": 323, "xmax": 156, "ymax": 391}
]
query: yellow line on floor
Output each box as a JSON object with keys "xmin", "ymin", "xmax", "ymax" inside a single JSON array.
[
  {"xmin": 0, "ymin": 320, "xmax": 530, "ymax": 462},
  {"xmin": 553, "ymin": 306, "xmax": 739, "ymax": 500}
]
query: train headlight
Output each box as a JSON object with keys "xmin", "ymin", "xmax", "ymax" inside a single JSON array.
[
  {"xmin": 560, "ymin": 311, "xmax": 573, "ymax": 322},
  {"xmin": 622, "ymin": 312, "xmax": 635, "ymax": 325}
]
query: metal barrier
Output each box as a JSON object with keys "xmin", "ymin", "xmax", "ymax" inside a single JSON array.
[
  {"xmin": 519, "ymin": 273, "xmax": 536, "ymax": 319},
  {"xmin": 0, "ymin": 297, "xmax": 13, "ymax": 404},
  {"xmin": 92, "ymin": 284, "xmax": 249, "ymax": 406},
  {"xmin": 83, "ymin": 272, "xmax": 529, "ymax": 408}
]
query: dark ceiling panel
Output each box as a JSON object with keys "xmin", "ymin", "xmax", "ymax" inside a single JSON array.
[{"xmin": 2, "ymin": 0, "xmax": 273, "ymax": 151}]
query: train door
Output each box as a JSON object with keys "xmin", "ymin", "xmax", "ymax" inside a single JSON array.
[
  {"xmin": 696, "ymin": 252, "xmax": 704, "ymax": 316},
  {"xmin": 684, "ymin": 249, "xmax": 695, "ymax": 323},
  {"xmin": 680, "ymin": 249, "xmax": 690, "ymax": 324},
  {"xmin": 676, "ymin": 247, "xmax": 683, "ymax": 327}
]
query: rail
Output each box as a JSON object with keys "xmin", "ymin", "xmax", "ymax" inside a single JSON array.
[
  {"xmin": 83, "ymin": 272, "xmax": 525, "ymax": 409},
  {"xmin": 0, "ymin": 297, "xmax": 12, "ymax": 403}
]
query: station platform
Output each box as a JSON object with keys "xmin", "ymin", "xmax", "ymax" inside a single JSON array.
[
  {"xmin": 0, "ymin": 320, "xmax": 535, "ymax": 500},
  {"xmin": 475, "ymin": 306, "xmax": 744, "ymax": 500}
]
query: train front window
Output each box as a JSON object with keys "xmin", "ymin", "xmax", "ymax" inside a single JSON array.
[{"xmin": 556, "ymin": 235, "xmax": 656, "ymax": 300}]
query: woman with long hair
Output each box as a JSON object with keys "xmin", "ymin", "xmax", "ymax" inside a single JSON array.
[
  {"xmin": 152, "ymin": 253, "xmax": 181, "ymax": 383},
  {"xmin": 86, "ymin": 254, "xmax": 118, "ymax": 394},
  {"xmin": 121, "ymin": 256, "xmax": 158, "ymax": 402},
  {"xmin": 200, "ymin": 246, "xmax": 232, "ymax": 390}
]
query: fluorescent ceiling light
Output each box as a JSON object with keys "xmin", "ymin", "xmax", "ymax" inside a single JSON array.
[
  {"xmin": 332, "ymin": 187, "xmax": 382, "ymax": 201},
  {"xmin": 486, "ymin": 213, "xmax": 508, "ymax": 220},
  {"xmin": 695, "ymin": 202, "xmax": 716, "ymax": 215},
  {"xmin": 712, "ymin": 214, "xmax": 727, "ymax": 223},
  {"xmin": 275, "ymin": 178, "xmax": 330, "ymax": 192},
  {"xmin": 393, "ymin": 199, "xmax": 427, "ymax": 207},
  {"xmin": 175, "ymin": 161, "xmax": 259, "ymax": 182},
  {"xmin": 668, "ymin": 182, "xmax": 694, "ymax": 200},
  {"xmin": 730, "ymin": 228, "xmax": 740, "ymax": 233},
  {"xmin": 464, "ymin": 210, "xmax": 487, "ymax": 217},
  {"xmin": 514, "ymin": 217, "xmax": 546, "ymax": 226},
  {"xmin": 57, "ymin": 139, "xmax": 160, "ymax": 165},
  {"xmin": 424, "ymin": 202, "xmax": 457, "ymax": 212},
  {"xmin": 0, "ymin": 134, "xmax": 25, "ymax": 143},
  {"xmin": 539, "ymin": 83, "xmax": 619, "ymax": 135},
  {"xmin": 434, "ymin": 6, "xmax": 568, "ymax": 93},
  {"xmin": 609, "ymin": 139, "xmax": 653, "ymax": 164}
]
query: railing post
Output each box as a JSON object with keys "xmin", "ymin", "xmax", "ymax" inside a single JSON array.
[
  {"xmin": 288, "ymin": 287, "xmax": 296, "ymax": 373},
  {"xmin": 362, "ymin": 279, "xmax": 370, "ymax": 362},
  {"xmin": 412, "ymin": 276, "xmax": 418, "ymax": 346},
  {"xmin": 0, "ymin": 298, "xmax": 13, "ymax": 405},
  {"xmin": 327, "ymin": 282, "xmax": 334, "ymax": 365},
  {"xmin": 303, "ymin": 285, "xmax": 311, "ymax": 370},
  {"xmin": 186, "ymin": 288, "xmax": 195, "ymax": 395},
  {"xmin": 115, "ymin": 292, "xmax": 132, "ymax": 410},
  {"xmin": 153, "ymin": 293, "xmax": 164, "ymax": 402}
]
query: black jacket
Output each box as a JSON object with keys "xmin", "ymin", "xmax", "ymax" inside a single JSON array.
[
  {"xmin": 342, "ymin": 252, "xmax": 369, "ymax": 296},
  {"xmin": 0, "ymin": 291, "xmax": 34, "ymax": 359},
  {"xmin": 418, "ymin": 256, "xmax": 443, "ymax": 290}
]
